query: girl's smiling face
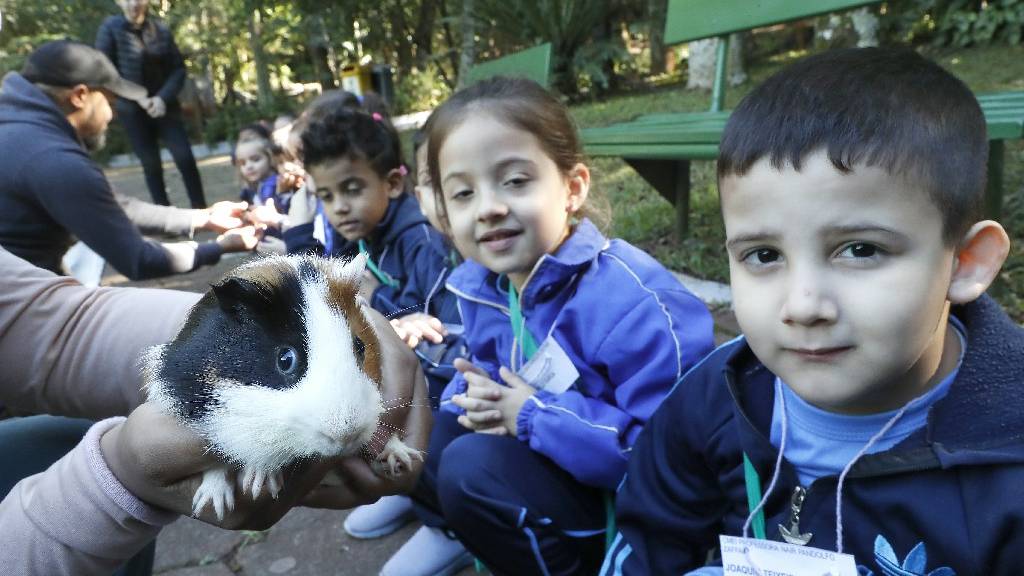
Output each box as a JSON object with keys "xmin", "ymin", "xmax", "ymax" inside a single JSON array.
[{"xmin": 437, "ymin": 111, "xmax": 589, "ymax": 289}]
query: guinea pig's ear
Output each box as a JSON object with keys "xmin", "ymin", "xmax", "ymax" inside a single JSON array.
[
  {"xmin": 338, "ymin": 252, "xmax": 368, "ymax": 283},
  {"xmin": 211, "ymin": 277, "xmax": 264, "ymax": 319}
]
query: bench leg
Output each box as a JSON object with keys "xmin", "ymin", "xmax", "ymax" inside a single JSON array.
[
  {"xmin": 623, "ymin": 158, "xmax": 692, "ymax": 237},
  {"xmin": 986, "ymin": 140, "xmax": 1004, "ymax": 220}
]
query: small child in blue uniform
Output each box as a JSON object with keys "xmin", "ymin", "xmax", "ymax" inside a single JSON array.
[
  {"xmin": 234, "ymin": 137, "xmax": 291, "ymax": 253},
  {"xmin": 379, "ymin": 77, "xmax": 715, "ymax": 576},
  {"xmin": 283, "ymin": 107, "xmax": 459, "ymax": 327},
  {"xmin": 603, "ymin": 48, "xmax": 1021, "ymax": 576},
  {"xmin": 235, "ymin": 138, "xmax": 292, "ymax": 214}
]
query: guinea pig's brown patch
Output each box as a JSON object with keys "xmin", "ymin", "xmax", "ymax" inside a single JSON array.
[
  {"xmin": 315, "ymin": 260, "xmax": 383, "ymax": 385},
  {"xmin": 229, "ymin": 257, "xmax": 292, "ymax": 289}
]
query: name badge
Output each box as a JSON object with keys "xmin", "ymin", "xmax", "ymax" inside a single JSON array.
[
  {"xmin": 720, "ymin": 535, "xmax": 858, "ymax": 576},
  {"xmin": 517, "ymin": 336, "xmax": 579, "ymax": 394}
]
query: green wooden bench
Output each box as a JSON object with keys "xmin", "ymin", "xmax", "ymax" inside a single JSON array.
[
  {"xmin": 579, "ymin": 0, "xmax": 1024, "ymax": 235},
  {"xmin": 465, "ymin": 42, "xmax": 553, "ymax": 88}
]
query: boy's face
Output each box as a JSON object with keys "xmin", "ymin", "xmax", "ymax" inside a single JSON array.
[
  {"xmin": 308, "ymin": 156, "xmax": 401, "ymax": 242},
  {"xmin": 721, "ymin": 152, "xmax": 960, "ymax": 415}
]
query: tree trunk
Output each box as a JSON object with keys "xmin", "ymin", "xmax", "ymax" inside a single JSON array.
[
  {"xmin": 306, "ymin": 15, "xmax": 337, "ymax": 89},
  {"xmin": 686, "ymin": 33, "xmax": 746, "ymax": 90},
  {"xmin": 438, "ymin": 0, "xmax": 461, "ymax": 88},
  {"xmin": 391, "ymin": 1, "xmax": 414, "ymax": 72},
  {"xmin": 413, "ymin": 0, "xmax": 439, "ymax": 70},
  {"xmin": 456, "ymin": 0, "xmax": 475, "ymax": 89},
  {"xmin": 648, "ymin": 0, "xmax": 667, "ymax": 74},
  {"xmin": 248, "ymin": 5, "xmax": 273, "ymax": 107}
]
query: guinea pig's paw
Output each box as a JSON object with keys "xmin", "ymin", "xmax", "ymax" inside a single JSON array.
[
  {"xmin": 373, "ymin": 434, "xmax": 424, "ymax": 478},
  {"xmin": 192, "ymin": 467, "xmax": 236, "ymax": 521},
  {"xmin": 239, "ymin": 466, "xmax": 284, "ymax": 500}
]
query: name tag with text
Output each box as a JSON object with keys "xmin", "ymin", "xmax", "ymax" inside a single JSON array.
[
  {"xmin": 720, "ymin": 535, "xmax": 858, "ymax": 576},
  {"xmin": 518, "ymin": 336, "xmax": 579, "ymax": 394}
]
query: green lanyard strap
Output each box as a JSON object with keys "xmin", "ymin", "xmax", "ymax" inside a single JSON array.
[
  {"xmin": 507, "ymin": 282, "xmax": 539, "ymax": 362},
  {"xmin": 358, "ymin": 239, "xmax": 399, "ymax": 288},
  {"xmin": 743, "ymin": 452, "xmax": 767, "ymax": 540}
]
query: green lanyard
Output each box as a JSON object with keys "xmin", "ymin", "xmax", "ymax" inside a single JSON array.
[
  {"xmin": 358, "ymin": 239, "xmax": 398, "ymax": 288},
  {"xmin": 507, "ymin": 282, "xmax": 538, "ymax": 362},
  {"xmin": 743, "ymin": 452, "xmax": 768, "ymax": 540}
]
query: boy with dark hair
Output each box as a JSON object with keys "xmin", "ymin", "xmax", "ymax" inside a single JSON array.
[{"xmin": 603, "ymin": 47, "xmax": 1020, "ymax": 575}]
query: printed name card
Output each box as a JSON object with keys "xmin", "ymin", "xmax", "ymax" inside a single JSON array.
[
  {"xmin": 720, "ymin": 535, "xmax": 858, "ymax": 576},
  {"xmin": 518, "ymin": 336, "xmax": 579, "ymax": 394}
]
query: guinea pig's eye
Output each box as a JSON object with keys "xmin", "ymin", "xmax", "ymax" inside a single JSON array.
[
  {"xmin": 353, "ymin": 336, "xmax": 366, "ymax": 366},
  {"xmin": 276, "ymin": 346, "xmax": 299, "ymax": 375}
]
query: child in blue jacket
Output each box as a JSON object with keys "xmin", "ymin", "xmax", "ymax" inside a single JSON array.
[
  {"xmin": 381, "ymin": 77, "xmax": 715, "ymax": 576},
  {"xmin": 283, "ymin": 108, "xmax": 459, "ymax": 327},
  {"xmin": 603, "ymin": 48, "xmax": 1021, "ymax": 576}
]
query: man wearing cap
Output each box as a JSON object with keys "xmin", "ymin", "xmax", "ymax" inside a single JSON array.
[
  {"xmin": 97, "ymin": 0, "xmax": 207, "ymax": 208},
  {"xmin": 0, "ymin": 40, "xmax": 259, "ymax": 281}
]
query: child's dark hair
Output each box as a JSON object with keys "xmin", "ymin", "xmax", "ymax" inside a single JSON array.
[
  {"xmin": 718, "ymin": 47, "xmax": 987, "ymax": 244},
  {"xmin": 301, "ymin": 107, "xmax": 403, "ymax": 178},
  {"xmin": 239, "ymin": 122, "xmax": 271, "ymax": 142},
  {"xmin": 426, "ymin": 76, "xmax": 608, "ymax": 229},
  {"xmin": 410, "ymin": 113, "xmax": 433, "ymax": 179}
]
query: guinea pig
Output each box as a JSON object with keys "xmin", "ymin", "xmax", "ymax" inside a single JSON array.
[{"xmin": 142, "ymin": 253, "xmax": 421, "ymax": 520}]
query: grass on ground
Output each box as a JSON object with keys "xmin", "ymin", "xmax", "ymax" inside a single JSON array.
[{"xmin": 570, "ymin": 44, "xmax": 1024, "ymax": 323}]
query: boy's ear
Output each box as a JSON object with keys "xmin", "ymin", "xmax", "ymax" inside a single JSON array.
[
  {"xmin": 385, "ymin": 168, "xmax": 405, "ymax": 199},
  {"xmin": 947, "ymin": 220, "xmax": 1011, "ymax": 304},
  {"xmin": 565, "ymin": 163, "xmax": 590, "ymax": 214}
]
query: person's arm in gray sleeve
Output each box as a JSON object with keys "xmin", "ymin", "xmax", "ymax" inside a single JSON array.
[
  {"xmin": 0, "ymin": 246, "xmax": 201, "ymax": 418},
  {"xmin": 156, "ymin": 25, "xmax": 186, "ymax": 104},
  {"xmin": 28, "ymin": 149, "xmax": 220, "ymax": 280},
  {"xmin": 114, "ymin": 191, "xmax": 198, "ymax": 237}
]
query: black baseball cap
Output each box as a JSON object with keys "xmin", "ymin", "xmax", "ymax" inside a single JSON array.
[{"xmin": 21, "ymin": 40, "xmax": 147, "ymax": 101}]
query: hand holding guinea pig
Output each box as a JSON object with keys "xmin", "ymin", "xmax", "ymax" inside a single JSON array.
[
  {"xmin": 100, "ymin": 303, "xmax": 430, "ymax": 529},
  {"xmin": 137, "ymin": 254, "xmax": 427, "ymax": 520}
]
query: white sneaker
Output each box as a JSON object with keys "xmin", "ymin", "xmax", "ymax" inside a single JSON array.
[
  {"xmin": 380, "ymin": 525, "xmax": 474, "ymax": 576},
  {"xmin": 343, "ymin": 495, "xmax": 416, "ymax": 539}
]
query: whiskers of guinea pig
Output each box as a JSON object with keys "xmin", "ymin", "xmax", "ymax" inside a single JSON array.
[
  {"xmin": 383, "ymin": 302, "xmax": 431, "ymax": 320},
  {"xmin": 379, "ymin": 395, "xmax": 435, "ymax": 413}
]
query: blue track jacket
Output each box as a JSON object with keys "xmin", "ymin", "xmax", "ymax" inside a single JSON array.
[
  {"xmin": 284, "ymin": 192, "xmax": 458, "ymax": 323},
  {"xmin": 440, "ymin": 219, "xmax": 715, "ymax": 491},
  {"xmin": 603, "ymin": 294, "xmax": 1024, "ymax": 575}
]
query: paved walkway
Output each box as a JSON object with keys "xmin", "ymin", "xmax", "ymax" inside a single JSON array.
[{"xmin": 105, "ymin": 159, "xmax": 739, "ymax": 575}]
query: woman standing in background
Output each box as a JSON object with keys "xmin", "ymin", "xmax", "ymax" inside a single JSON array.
[{"xmin": 97, "ymin": 0, "xmax": 207, "ymax": 208}]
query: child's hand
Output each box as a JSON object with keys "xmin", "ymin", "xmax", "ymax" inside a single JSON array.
[
  {"xmin": 277, "ymin": 162, "xmax": 305, "ymax": 193},
  {"xmin": 390, "ymin": 313, "xmax": 447, "ymax": 348},
  {"xmin": 197, "ymin": 201, "xmax": 248, "ymax": 233},
  {"xmin": 247, "ymin": 203, "xmax": 285, "ymax": 229},
  {"xmin": 452, "ymin": 359, "xmax": 536, "ymax": 436},
  {"xmin": 216, "ymin": 225, "xmax": 264, "ymax": 252}
]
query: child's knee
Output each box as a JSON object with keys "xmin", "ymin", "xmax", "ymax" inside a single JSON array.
[{"xmin": 436, "ymin": 433, "xmax": 508, "ymax": 515}]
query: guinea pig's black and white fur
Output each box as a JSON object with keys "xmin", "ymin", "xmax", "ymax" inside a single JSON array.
[{"xmin": 142, "ymin": 253, "xmax": 420, "ymax": 519}]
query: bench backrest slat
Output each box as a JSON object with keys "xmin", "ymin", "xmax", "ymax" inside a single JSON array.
[
  {"xmin": 465, "ymin": 42, "xmax": 553, "ymax": 88},
  {"xmin": 665, "ymin": 0, "xmax": 881, "ymax": 45}
]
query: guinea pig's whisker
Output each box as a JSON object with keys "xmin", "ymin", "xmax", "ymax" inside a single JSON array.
[
  {"xmin": 383, "ymin": 302, "xmax": 430, "ymax": 320},
  {"xmin": 374, "ymin": 423, "xmax": 407, "ymax": 436},
  {"xmin": 379, "ymin": 395, "xmax": 414, "ymax": 407},
  {"xmin": 381, "ymin": 401, "xmax": 434, "ymax": 412}
]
